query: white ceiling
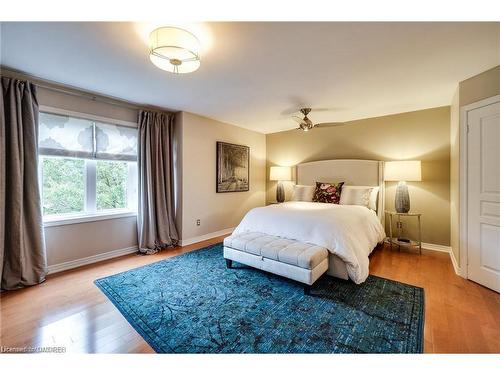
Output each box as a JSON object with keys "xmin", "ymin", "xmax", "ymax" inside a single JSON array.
[{"xmin": 1, "ymin": 22, "xmax": 499, "ymax": 133}]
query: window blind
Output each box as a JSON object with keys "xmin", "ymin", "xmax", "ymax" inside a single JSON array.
[
  {"xmin": 39, "ymin": 112, "xmax": 94, "ymax": 159},
  {"xmin": 39, "ymin": 112, "xmax": 137, "ymax": 161},
  {"xmin": 95, "ymin": 122, "xmax": 137, "ymax": 161}
]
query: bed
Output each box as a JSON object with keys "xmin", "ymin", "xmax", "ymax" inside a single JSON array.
[{"xmin": 224, "ymin": 159, "xmax": 386, "ymax": 285}]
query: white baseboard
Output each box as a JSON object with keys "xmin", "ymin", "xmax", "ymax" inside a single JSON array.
[
  {"xmin": 47, "ymin": 227, "xmax": 233, "ymax": 275},
  {"xmin": 449, "ymin": 249, "xmax": 464, "ymax": 277},
  {"xmin": 422, "ymin": 243, "xmax": 466, "ymax": 277},
  {"xmin": 384, "ymin": 238, "xmax": 451, "ymax": 253},
  {"xmin": 421, "ymin": 242, "xmax": 451, "ymax": 253},
  {"xmin": 180, "ymin": 227, "xmax": 234, "ymax": 247},
  {"xmin": 384, "ymin": 237, "xmax": 465, "ymax": 277},
  {"xmin": 45, "ymin": 234, "xmax": 459, "ymax": 278},
  {"xmin": 47, "ymin": 246, "xmax": 138, "ymax": 275}
]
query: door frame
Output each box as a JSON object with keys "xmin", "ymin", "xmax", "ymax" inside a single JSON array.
[{"xmin": 459, "ymin": 94, "xmax": 500, "ymax": 279}]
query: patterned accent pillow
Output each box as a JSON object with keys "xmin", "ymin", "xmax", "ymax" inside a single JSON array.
[{"xmin": 312, "ymin": 182, "xmax": 345, "ymax": 204}]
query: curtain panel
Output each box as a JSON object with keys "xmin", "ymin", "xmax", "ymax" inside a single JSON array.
[
  {"xmin": 137, "ymin": 110, "xmax": 178, "ymax": 254},
  {"xmin": 1, "ymin": 77, "xmax": 47, "ymax": 290}
]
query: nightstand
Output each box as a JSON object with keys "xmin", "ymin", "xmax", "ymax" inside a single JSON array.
[
  {"xmin": 266, "ymin": 201, "xmax": 280, "ymax": 205},
  {"xmin": 385, "ymin": 211, "xmax": 422, "ymax": 254}
]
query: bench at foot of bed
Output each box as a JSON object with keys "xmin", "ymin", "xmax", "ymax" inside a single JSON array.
[{"xmin": 223, "ymin": 232, "xmax": 329, "ymax": 294}]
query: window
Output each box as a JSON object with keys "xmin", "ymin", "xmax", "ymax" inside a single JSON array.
[
  {"xmin": 39, "ymin": 111, "xmax": 138, "ymax": 222},
  {"xmin": 96, "ymin": 160, "xmax": 130, "ymax": 211},
  {"xmin": 41, "ymin": 157, "xmax": 85, "ymax": 216}
]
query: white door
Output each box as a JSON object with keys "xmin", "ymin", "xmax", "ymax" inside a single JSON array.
[{"xmin": 467, "ymin": 100, "xmax": 500, "ymax": 292}]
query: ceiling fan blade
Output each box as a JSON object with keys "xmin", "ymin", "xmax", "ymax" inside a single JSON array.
[
  {"xmin": 292, "ymin": 115, "xmax": 305, "ymax": 124},
  {"xmin": 282, "ymin": 107, "xmax": 302, "ymax": 116},
  {"xmin": 310, "ymin": 108, "xmax": 330, "ymax": 112},
  {"xmin": 314, "ymin": 122, "xmax": 345, "ymax": 128}
]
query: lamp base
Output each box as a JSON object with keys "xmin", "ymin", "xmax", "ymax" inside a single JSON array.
[
  {"xmin": 395, "ymin": 181, "xmax": 410, "ymax": 213},
  {"xmin": 276, "ymin": 181, "xmax": 285, "ymax": 203}
]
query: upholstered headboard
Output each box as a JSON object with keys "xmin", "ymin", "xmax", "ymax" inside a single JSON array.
[{"xmin": 296, "ymin": 159, "xmax": 385, "ymax": 223}]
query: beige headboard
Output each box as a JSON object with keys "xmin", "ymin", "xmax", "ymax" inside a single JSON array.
[{"xmin": 296, "ymin": 159, "xmax": 385, "ymax": 223}]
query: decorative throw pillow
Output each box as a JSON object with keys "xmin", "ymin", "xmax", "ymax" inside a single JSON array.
[
  {"xmin": 291, "ymin": 185, "xmax": 315, "ymax": 202},
  {"xmin": 340, "ymin": 186, "xmax": 374, "ymax": 208},
  {"xmin": 312, "ymin": 182, "xmax": 344, "ymax": 204}
]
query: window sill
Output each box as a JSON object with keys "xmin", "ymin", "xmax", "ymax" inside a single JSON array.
[{"xmin": 43, "ymin": 210, "xmax": 137, "ymax": 227}]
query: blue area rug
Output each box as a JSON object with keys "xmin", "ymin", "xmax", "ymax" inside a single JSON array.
[{"xmin": 95, "ymin": 243, "xmax": 424, "ymax": 353}]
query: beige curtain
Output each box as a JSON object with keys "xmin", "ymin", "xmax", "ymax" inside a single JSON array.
[
  {"xmin": 137, "ymin": 110, "xmax": 178, "ymax": 254},
  {"xmin": 1, "ymin": 77, "xmax": 47, "ymax": 290}
]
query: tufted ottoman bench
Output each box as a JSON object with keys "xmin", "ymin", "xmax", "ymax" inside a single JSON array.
[{"xmin": 223, "ymin": 232, "xmax": 329, "ymax": 294}]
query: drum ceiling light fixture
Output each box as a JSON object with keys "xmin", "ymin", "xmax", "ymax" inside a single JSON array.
[{"xmin": 149, "ymin": 26, "xmax": 201, "ymax": 74}]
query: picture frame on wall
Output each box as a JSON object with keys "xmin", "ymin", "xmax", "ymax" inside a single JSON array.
[{"xmin": 216, "ymin": 141, "xmax": 250, "ymax": 193}]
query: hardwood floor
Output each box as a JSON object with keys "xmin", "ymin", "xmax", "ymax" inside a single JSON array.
[
  {"xmin": 1, "ymin": 238, "xmax": 499, "ymax": 353},
  {"xmin": 370, "ymin": 245, "xmax": 500, "ymax": 353}
]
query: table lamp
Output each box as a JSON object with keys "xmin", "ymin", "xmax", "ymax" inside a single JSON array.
[
  {"xmin": 384, "ymin": 161, "xmax": 422, "ymax": 213},
  {"xmin": 270, "ymin": 166, "xmax": 292, "ymax": 203}
]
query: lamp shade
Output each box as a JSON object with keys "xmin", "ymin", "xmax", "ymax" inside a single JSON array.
[
  {"xmin": 149, "ymin": 27, "xmax": 201, "ymax": 74},
  {"xmin": 270, "ymin": 166, "xmax": 292, "ymax": 181},
  {"xmin": 384, "ymin": 161, "xmax": 422, "ymax": 181}
]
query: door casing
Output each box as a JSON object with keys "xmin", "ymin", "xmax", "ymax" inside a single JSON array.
[{"xmin": 459, "ymin": 94, "xmax": 500, "ymax": 279}]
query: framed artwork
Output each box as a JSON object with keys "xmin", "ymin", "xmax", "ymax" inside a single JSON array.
[{"xmin": 216, "ymin": 141, "xmax": 250, "ymax": 193}]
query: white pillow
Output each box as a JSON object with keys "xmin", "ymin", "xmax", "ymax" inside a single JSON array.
[
  {"xmin": 340, "ymin": 186, "xmax": 379, "ymax": 210},
  {"xmin": 291, "ymin": 185, "xmax": 315, "ymax": 202},
  {"xmin": 368, "ymin": 187, "xmax": 380, "ymax": 211}
]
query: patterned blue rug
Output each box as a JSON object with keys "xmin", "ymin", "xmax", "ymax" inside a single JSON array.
[{"xmin": 95, "ymin": 243, "xmax": 424, "ymax": 353}]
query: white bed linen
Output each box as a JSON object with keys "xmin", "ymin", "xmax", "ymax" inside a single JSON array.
[{"xmin": 232, "ymin": 201, "xmax": 385, "ymax": 284}]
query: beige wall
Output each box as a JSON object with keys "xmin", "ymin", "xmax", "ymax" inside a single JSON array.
[
  {"xmin": 38, "ymin": 87, "xmax": 138, "ymax": 123},
  {"xmin": 178, "ymin": 112, "xmax": 266, "ymax": 242},
  {"xmin": 44, "ymin": 217, "xmax": 137, "ymax": 265},
  {"xmin": 266, "ymin": 107, "xmax": 451, "ymax": 246},
  {"xmin": 173, "ymin": 113, "xmax": 183, "ymax": 240},
  {"xmin": 37, "ymin": 88, "xmax": 140, "ymax": 267},
  {"xmin": 450, "ymin": 88, "xmax": 460, "ymax": 265},
  {"xmin": 459, "ymin": 65, "xmax": 500, "ymax": 107}
]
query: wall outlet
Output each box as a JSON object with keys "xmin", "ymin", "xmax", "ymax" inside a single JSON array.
[{"xmin": 196, "ymin": 219, "xmax": 201, "ymax": 226}]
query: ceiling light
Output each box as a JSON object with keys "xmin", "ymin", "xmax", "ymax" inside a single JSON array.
[{"xmin": 149, "ymin": 27, "xmax": 201, "ymax": 74}]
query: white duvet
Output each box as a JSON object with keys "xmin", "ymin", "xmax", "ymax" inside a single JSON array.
[{"xmin": 232, "ymin": 201, "xmax": 386, "ymax": 284}]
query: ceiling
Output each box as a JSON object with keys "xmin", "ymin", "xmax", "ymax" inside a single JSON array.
[{"xmin": 1, "ymin": 22, "xmax": 499, "ymax": 133}]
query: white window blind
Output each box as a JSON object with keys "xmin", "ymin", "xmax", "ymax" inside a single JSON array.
[
  {"xmin": 95, "ymin": 122, "xmax": 138, "ymax": 161},
  {"xmin": 39, "ymin": 112, "xmax": 137, "ymax": 161},
  {"xmin": 39, "ymin": 112, "xmax": 94, "ymax": 159}
]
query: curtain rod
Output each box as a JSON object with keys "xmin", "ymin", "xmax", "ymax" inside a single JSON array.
[{"xmin": 1, "ymin": 66, "xmax": 176, "ymax": 114}]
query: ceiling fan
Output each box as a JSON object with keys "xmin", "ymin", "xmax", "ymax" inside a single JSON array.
[
  {"xmin": 291, "ymin": 107, "xmax": 346, "ymax": 131},
  {"xmin": 293, "ymin": 108, "xmax": 317, "ymax": 131}
]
